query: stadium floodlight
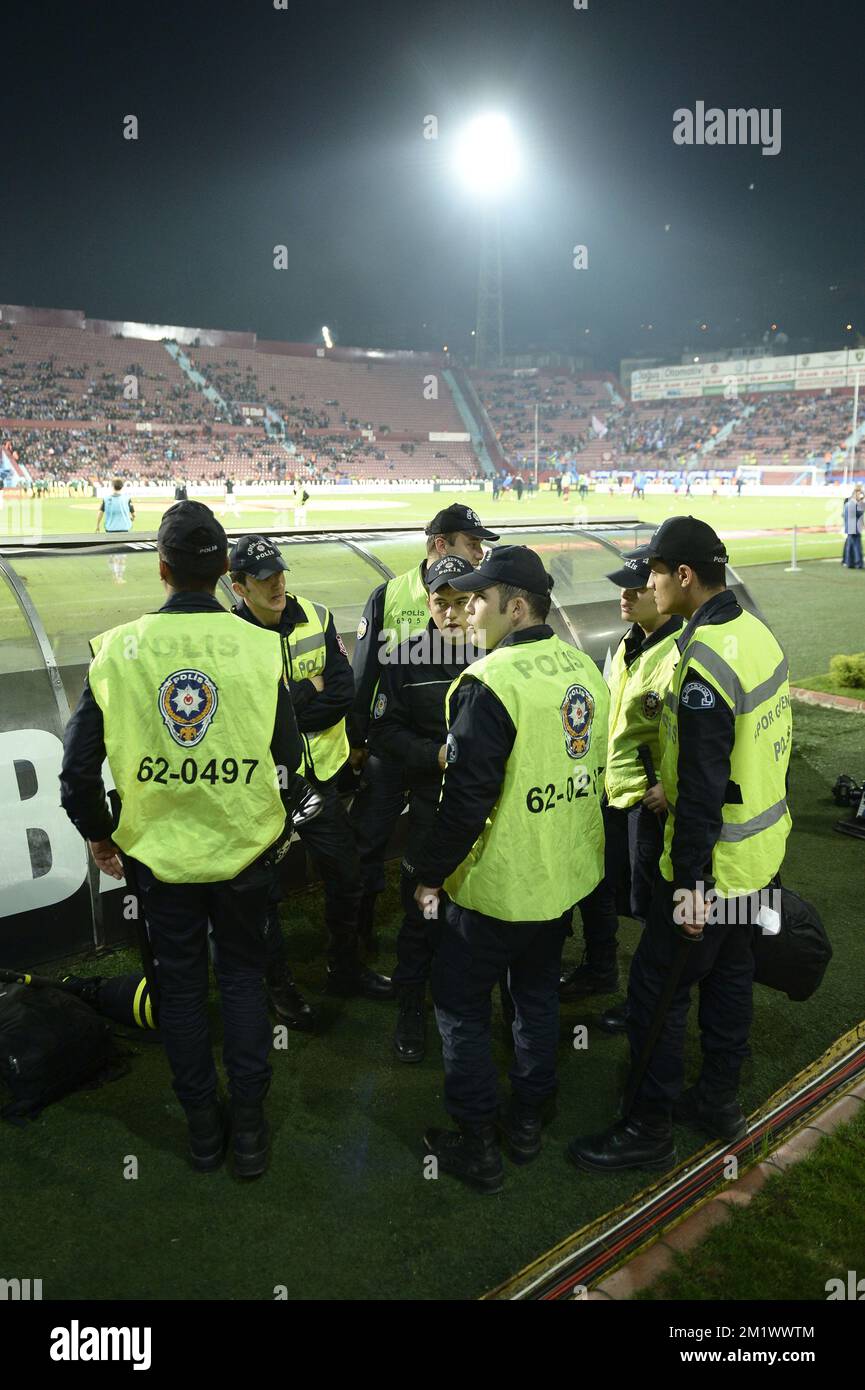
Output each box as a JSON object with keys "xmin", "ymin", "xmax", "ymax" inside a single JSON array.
[
  {"xmin": 453, "ymin": 113, "xmax": 520, "ymax": 199},
  {"xmin": 453, "ymin": 113, "xmax": 521, "ymax": 368},
  {"xmin": 322, "ymin": 326, "xmax": 333, "ymax": 349}
]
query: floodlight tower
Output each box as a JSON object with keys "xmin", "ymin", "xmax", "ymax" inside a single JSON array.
[{"xmin": 453, "ymin": 114, "xmax": 520, "ymax": 369}]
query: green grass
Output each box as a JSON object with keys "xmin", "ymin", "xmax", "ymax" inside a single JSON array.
[
  {"xmin": 637, "ymin": 1108, "xmax": 865, "ymax": 1301},
  {"xmin": 731, "ymin": 562, "xmax": 865, "ymax": 683},
  {"xmin": 0, "ymin": 488, "xmax": 849, "ymax": 569},
  {"xmin": 794, "ymin": 674, "xmax": 865, "ymax": 700},
  {"xmin": 1, "ymin": 697, "xmax": 862, "ymax": 1301}
]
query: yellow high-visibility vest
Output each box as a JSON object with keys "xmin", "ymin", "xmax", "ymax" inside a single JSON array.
[
  {"xmin": 284, "ymin": 595, "xmax": 349, "ymax": 783},
  {"xmin": 605, "ymin": 626, "xmax": 681, "ymax": 808},
  {"xmin": 659, "ymin": 609, "xmax": 792, "ymax": 896},
  {"xmin": 444, "ymin": 637, "xmax": 610, "ymax": 921},
  {"xmin": 88, "ymin": 612, "xmax": 285, "ymax": 883}
]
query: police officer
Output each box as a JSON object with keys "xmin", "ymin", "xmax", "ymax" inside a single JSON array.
[
  {"xmin": 367, "ymin": 554, "xmax": 478, "ymax": 1062},
  {"xmin": 560, "ymin": 546, "xmax": 682, "ymax": 1026},
  {"xmin": 349, "ymin": 504, "xmax": 499, "ymax": 943},
  {"xmin": 60, "ymin": 502, "xmax": 305, "ymax": 1177},
  {"xmin": 230, "ymin": 535, "xmax": 393, "ymax": 1003},
  {"xmin": 410, "ymin": 546, "xmax": 610, "ymax": 1192},
  {"xmin": 569, "ymin": 516, "xmax": 792, "ymax": 1172}
]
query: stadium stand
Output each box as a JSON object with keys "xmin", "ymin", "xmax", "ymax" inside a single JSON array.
[
  {"xmin": 0, "ymin": 317, "xmax": 482, "ymax": 483},
  {"xmin": 0, "ymin": 313, "xmax": 857, "ymax": 485},
  {"xmin": 468, "ymin": 365, "xmax": 855, "ymax": 476}
]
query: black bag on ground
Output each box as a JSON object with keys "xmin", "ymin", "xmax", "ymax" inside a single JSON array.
[
  {"xmin": 0, "ymin": 982, "xmax": 118, "ymax": 1121},
  {"xmin": 751, "ymin": 886, "xmax": 832, "ymax": 1002}
]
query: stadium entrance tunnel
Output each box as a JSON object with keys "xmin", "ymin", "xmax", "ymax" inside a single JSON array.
[{"xmin": 0, "ymin": 522, "xmax": 760, "ymax": 967}]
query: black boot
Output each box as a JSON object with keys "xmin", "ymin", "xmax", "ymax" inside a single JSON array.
[
  {"xmin": 231, "ymin": 1096, "xmax": 270, "ymax": 1179},
  {"xmin": 674, "ymin": 1086, "xmax": 747, "ymax": 1142},
  {"xmin": 567, "ymin": 1114, "xmax": 675, "ymax": 1174},
  {"xmin": 559, "ymin": 956, "xmax": 619, "ymax": 1000},
  {"xmin": 265, "ymin": 962, "xmax": 318, "ymax": 1033},
  {"xmin": 496, "ymin": 1100, "xmax": 544, "ymax": 1165},
  {"xmin": 393, "ymin": 985, "xmax": 426, "ymax": 1063},
  {"xmin": 597, "ymin": 1001, "xmax": 628, "ymax": 1035},
  {"xmin": 326, "ymin": 963, "xmax": 395, "ymax": 1000},
  {"xmin": 184, "ymin": 1096, "xmax": 229, "ymax": 1173},
  {"xmin": 423, "ymin": 1121, "xmax": 505, "ymax": 1194}
]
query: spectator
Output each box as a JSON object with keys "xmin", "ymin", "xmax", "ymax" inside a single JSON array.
[{"xmin": 842, "ymin": 485, "xmax": 864, "ymax": 569}]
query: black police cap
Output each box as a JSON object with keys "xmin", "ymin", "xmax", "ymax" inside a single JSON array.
[
  {"xmin": 425, "ymin": 555, "xmax": 476, "ymax": 593},
  {"xmin": 425, "ymin": 503, "xmax": 499, "ymax": 540},
  {"xmin": 228, "ymin": 535, "xmax": 290, "ymax": 579},
  {"xmin": 158, "ymin": 501, "xmax": 227, "ymax": 569},
  {"xmin": 647, "ymin": 516, "xmax": 729, "ymax": 569},
  {"xmin": 445, "ymin": 544, "xmax": 553, "ymax": 598},
  {"xmin": 605, "ymin": 545, "xmax": 653, "ymax": 588}
]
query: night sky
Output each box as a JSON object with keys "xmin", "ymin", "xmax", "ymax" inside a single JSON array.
[{"xmin": 4, "ymin": 0, "xmax": 864, "ymax": 367}]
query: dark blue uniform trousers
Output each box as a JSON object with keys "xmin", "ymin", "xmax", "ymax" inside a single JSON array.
[
  {"xmin": 577, "ymin": 802, "xmax": 664, "ymax": 969},
  {"xmin": 394, "ymin": 790, "xmax": 438, "ymax": 988},
  {"xmin": 348, "ymin": 753, "xmax": 407, "ymax": 898},
  {"xmin": 626, "ymin": 877, "xmax": 755, "ymax": 1119},
  {"xmin": 133, "ymin": 856, "xmax": 273, "ymax": 1109},
  {"xmin": 266, "ymin": 773, "xmax": 363, "ymax": 973},
  {"xmin": 431, "ymin": 899, "xmax": 569, "ymax": 1125}
]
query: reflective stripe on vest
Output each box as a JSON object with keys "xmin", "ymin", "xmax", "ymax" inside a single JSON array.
[
  {"xmin": 659, "ymin": 609, "xmax": 792, "ymax": 896},
  {"xmin": 605, "ymin": 629, "xmax": 680, "ymax": 809},
  {"xmin": 678, "ymin": 641, "xmax": 789, "ymax": 715},
  {"xmin": 88, "ymin": 612, "xmax": 285, "ymax": 883},
  {"xmin": 285, "ymin": 595, "xmax": 349, "ymax": 782},
  {"xmin": 443, "ymin": 637, "xmax": 610, "ymax": 921}
]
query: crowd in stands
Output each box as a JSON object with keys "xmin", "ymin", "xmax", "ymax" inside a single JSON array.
[
  {"xmin": 472, "ymin": 369, "xmax": 855, "ymax": 475},
  {"xmin": 0, "ymin": 326, "xmax": 214, "ymax": 425},
  {"xmin": 2, "ymin": 321, "xmax": 858, "ymax": 486}
]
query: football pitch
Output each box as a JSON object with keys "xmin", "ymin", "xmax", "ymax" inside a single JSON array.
[{"xmin": 0, "ymin": 487, "xmax": 848, "ymax": 569}]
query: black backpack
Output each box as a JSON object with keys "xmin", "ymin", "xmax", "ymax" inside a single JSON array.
[
  {"xmin": 751, "ymin": 886, "xmax": 832, "ymax": 1002},
  {"xmin": 0, "ymin": 983, "xmax": 120, "ymax": 1121}
]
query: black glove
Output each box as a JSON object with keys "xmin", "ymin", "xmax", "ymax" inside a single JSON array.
[{"xmin": 286, "ymin": 773, "xmax": 324, "ymax": 828}]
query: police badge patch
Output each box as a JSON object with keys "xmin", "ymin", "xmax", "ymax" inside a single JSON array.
[
  {"xmin": 373, "ymin": 692, "xmax": 387, "ymax": 719},
  {"xmin": 641, "ymin": 689, "xmax": 662, "ymax": 719},
  {"xmin": 357, "ymin": 617, "xmax": 368, "ymax": 640},
  {"xmin": 158, "ymin": 669, "xmax": 219, "ymax": 747},
  {"xmin": 681, "ymin": 680, "xmax": 716, "ymax": 710},
  {"xmin": 561, "ymin": 684, "xmax": 594, "ymax": 759}
]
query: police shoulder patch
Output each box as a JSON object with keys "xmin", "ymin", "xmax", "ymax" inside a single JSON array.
[
  {"xmin": 445, "ymin": 732, "xmax": 459, "ymax": 764},
  {"xmin": 357, "ymin": 616, "xmax": 369, "ymax": 640},
  {"xmin": 373, "ymin": 692, "xmax": 387, "ymax": 719},
  {"xmin": 680, "ymin": 680, "xmax": 716, "ymax": 710},
  {"xmin": 561, "ymin": 684, "xmax": 594, "ymax": 759}
]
